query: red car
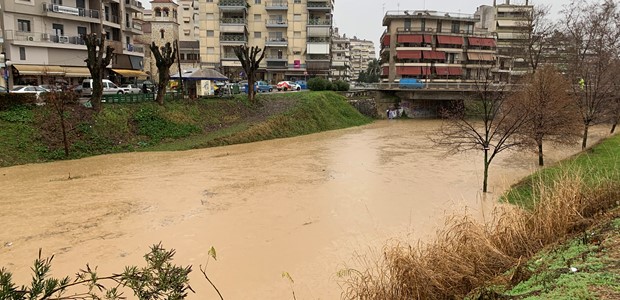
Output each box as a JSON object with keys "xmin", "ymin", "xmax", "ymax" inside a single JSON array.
[{"xmin": 276, "ymin": 81, "xmax": 301, "ymax": 91}]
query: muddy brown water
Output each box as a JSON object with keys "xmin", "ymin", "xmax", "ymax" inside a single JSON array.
[{"xmin": 0, "ymin": 120, "xmax": 609, "ymax": 299}]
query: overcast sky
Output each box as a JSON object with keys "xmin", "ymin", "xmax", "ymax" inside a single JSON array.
[{"xmin": 333, "ymin": 0, "xmax": 573, "ymax": 56}]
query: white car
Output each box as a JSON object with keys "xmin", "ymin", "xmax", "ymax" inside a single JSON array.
[
  {"xmin": 276, "ymin": 81, "xmax": 301, "ymax": 91},
  {"xmin": 10, "ymin": 85, "xmax": 49, "ymax": 99},
  {"xmin": 120, "ymin": 84, "xmax": 142, "ymax": 94}
]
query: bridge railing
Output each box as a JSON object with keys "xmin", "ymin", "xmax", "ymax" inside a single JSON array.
[{"xmin": 353, "ymin": 82, "xmax": 521, "ymax": 91}]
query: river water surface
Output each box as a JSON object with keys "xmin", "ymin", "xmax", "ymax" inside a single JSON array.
[{"xmin": 0, "ymin": 120, "xmax": 608, "ymax": 299}]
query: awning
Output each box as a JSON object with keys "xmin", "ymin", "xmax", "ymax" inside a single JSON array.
[
  {"xmin": 13, "ymin": 65, "xmax": 65, "ymax": 76},
  {"xmin": 468, "ymin": 37, "xmax": 496, "ymax": 47},
  {"xmin": 396, "ymin": 66, "xmax": 421, "ymax": 76},
  {"xmin": 64, "ymin": 67, "xmax": 91, "ymax": 77},
  {"xmin": 422, "ymin": 51, "xmax": 446, "ymax": 60},
  {"xmin": 397, "ymin": 34, "xmax": 423, "ymax": 43},
  {"xmin": 382, "ymin": 67, "xmax": 389, "ymax": 76},
  {"xmin": 112, "ymin": 68, "xmax": 148, "ymax": 78},
  {"xmin": 435, "ymin": 67, "xmax": 463, "ymax": 76},
  {"xmin": 382, "ymin": 35, "xmax": 390, "ymax": 46},
  {"xmin": 497, "ymin": 20, "xmax": 523, "ymax": 27},
  {"xmin": 397, "ymin": 50, "xmax": 422, "ymax": 59},
  {"xmin": 437, "ymin": 35, "xmax": 463, "ymax": 45},
  {"xmin": 467, "ymin": 53, "xmax": 496, "ymax": 61}
]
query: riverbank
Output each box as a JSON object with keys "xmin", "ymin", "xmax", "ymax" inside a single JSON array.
[
  {"xmin": 341, "ymin": 133, "xmax": 620, "ymax": 299},
  {"xmin": 0, "ymin": 91, "xmax": 371, "ymax": 167}
]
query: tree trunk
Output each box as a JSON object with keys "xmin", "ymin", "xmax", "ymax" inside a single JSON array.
[
  {"xmin": 60, "ymin": 112, "xmax": 69, "ymax": 157},
  {"xmin": 581, "ymin": 124, "xmax": 589, "ymax": 150},
  {"xmin": 91, "ymin": 70, "xmax": 103, "ymax": 112},
  {"xmin": 156, "ymin": 70, "xmax": 169, "ymax": 105},
  {"xmin": 537, "ymin": 141, "xmax": 544, "ymax": 166},
  {"xmin": 611, "ymin": 121, "xmax": 617, "ymax": 134},
  {"xmin": 483, "ymin": 148, "xmax": 489, "ymax": 193},
  {"xmin": 247, "ymin": 72, "xmax": 255, "ymax": 102}
]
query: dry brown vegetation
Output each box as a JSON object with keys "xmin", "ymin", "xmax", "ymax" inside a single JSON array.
[{"xmin": 340, "ymin": 172, "xmax": 620, "ymax": 300}]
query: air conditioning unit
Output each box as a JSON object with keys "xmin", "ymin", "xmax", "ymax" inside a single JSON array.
[
  {"xmin": 59, "ymin": 35, "xmax": 69, "ymax": 43},
  {"xmin": 41, "ymin": 33, "xmax": 50, "ymax": 41},
  {"xmin": 427, "ymin": 28, "xmax": 434, "ymax": 32},
  {"xmin": 52, "ymin": 4, "xmax": 59, "ymax": 12},
  {"xmin": 27, "ymin": 36, "xmax": 35, "ymax": 41}
]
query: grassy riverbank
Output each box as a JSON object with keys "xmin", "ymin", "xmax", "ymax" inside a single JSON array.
[
  {"xmin": 0, "ymin": 91, "xmax": 371, "ymax": 167},
  {"xmin": 341, "ymin": 134, "xmax": 620, "ymax": 299}
]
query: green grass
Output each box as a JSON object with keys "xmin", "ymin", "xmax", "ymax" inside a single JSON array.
[
  {"xmin": 503, "ymin": 134, "xmax": 620, "ymax": 208},
  {"xmin": 0, "ymin": 92, "xmax": 371, "ymax": 167}
]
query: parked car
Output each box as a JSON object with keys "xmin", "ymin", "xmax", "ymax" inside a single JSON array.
[
  {"xmin": 81, "ymin": 79, "xmax": 124, "ymax": 96},
  {"xmin": 255, "ymin": 81, "xmax": 273, "ymax": 93},
  {"xmin": 10, "ymin": 85, "xmax": 48, "ymax": 99},
  {"xmin": 398, "ymin": 78, "xmax": 425, "ymax": 89},
  {"xmin": 276, "ymin": 81, "xmax": 301, "ymax": 91},
  {"xmin": 295, "ymin": 80, "xmax": 308, "ymax": 90},
  {"xmin": 38, "ymin": 85, "xmax": 60, "ymax": 92},
  {"xmin": 119, "ymin": 84, "xmax": 142, "ymax": 94},
  {"xmin": 136, "ymin": 80, "xmax": 155, "ymax": 93}
]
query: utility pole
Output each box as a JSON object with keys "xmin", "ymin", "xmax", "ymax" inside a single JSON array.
[{"xmin": 175, "ymin": 39, "xmax": 184, "ymax": 97}]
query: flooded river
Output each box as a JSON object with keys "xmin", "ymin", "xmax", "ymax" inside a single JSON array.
[{"xmin": 0, "ymin": 120, "xmax": 608, "ymax": 299}]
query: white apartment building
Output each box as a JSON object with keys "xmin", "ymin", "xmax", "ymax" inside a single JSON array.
[
  {"xmin": 349, "ymin": 37, "xmax": 375, "ymax": 81},
  {"xmin": 0, "ymin": 0, "xmax": 147, "ymax": 88},
  {"xmin": 199, "ymin": 0, "xmax": 334, "ymax": 83},
  {"xmin": 330, "ymin": 27, "xmax": 350, "ymax": 81}
]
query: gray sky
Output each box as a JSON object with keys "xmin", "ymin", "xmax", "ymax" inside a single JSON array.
[{"xmin": 333, "ymin": 0, "xmax": 573, "ymax": 57}]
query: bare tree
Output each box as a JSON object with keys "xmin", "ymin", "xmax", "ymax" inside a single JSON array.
[
  {"xmin": 562, "ymin": 0, "xmax": 620, "ymax": 149},
  {"xmin": 150, "ymin": 41, "xmax": 177, "ymax": 105},
  {"xmin": 519, "ymin": 5, "xmax": 557, "ymax": 73},
  {"xmin": 234, "ymin": 45, "xmax": 266, "ymax": 102},
  {"xmin": 434, "ymin": 70, "xmax": 530, "ymax": 192},
  {"xmin": 84, "ymin": 33, "xmax": 114, "ymax": 112},
  {"xmin": 509, "ymin": 66, "xmax": 581, "ymax": 166}
]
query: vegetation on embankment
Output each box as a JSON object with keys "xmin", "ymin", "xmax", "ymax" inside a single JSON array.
[
  {"xmin": 0, "ymin": 91, "xmax": 371, "ymax": 167},
  {"xmin": 341, "ymin": 134, "xmax": 620, "ymax": 300}
]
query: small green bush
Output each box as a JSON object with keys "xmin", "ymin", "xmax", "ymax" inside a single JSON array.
[
  {"xmin": 308, "ymin": 77, "xmax": 329, "ymax": 91},
  {"xmin": 0, "ymin": 93, "xmax": 36, "ymax": 111},
  {"xmin": 333, "ymin": 80, "xmax": 350, "ymax": 91}
]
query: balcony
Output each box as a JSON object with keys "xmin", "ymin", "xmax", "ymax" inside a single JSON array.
[
  {"xmin": 42, "ymin": 3, "xmax": 100, "ymax": 22},
  {"xmin": 220, "ymin": 18, "xmax": 247, "ymax": 33},
  {"xmin": 266, "ymin": 61, "xmax": 288, "ymax": 69},
  {"xmin": 266, "ymin": 19, "xmax": 288, "ymax": 28},
  {"xmin": 307, "ymin": 19, "xmax": 331, "ymax": 26},
  {"xmin": 124, "ymin": 0, "xmax": 144, "ymax": 11},
  {"xmin": 218, "ymin": 0, "xmax": 247, "ymax": 11},
  {"xmin": 307, "ymin": 55, "xmax": 330, "ymax": 70},
  {"xmin": 221, "ymin": 52, "xmax": 238, "ymax": 60},
  {"xmin": 4, "ymin": 30, "xmax": 87, "ymax": 48},
  {"xmin": 265, "ymin": 1, "xmax": 288, "ymax": 10},
  {"xmin": 220, "ymin": 34, "xmax": 247, "ymax": 45},
  {"xmin": 265, "ymin": 37, "xmax": 288, "ymax": 47},
  {"xmin": 266, "ymin": 54, "xmax": 287, "ymax": 62},
  {"xmin": 307, "ymin": 1, "xmax": 332, "ymax": 11},
  {"xmin": 104, "ymin": 13, "xmax": 121, "ymax": 28},
  {"xmin": 123, "ymin": 21, "xmax": 143, "ymax": 34}
]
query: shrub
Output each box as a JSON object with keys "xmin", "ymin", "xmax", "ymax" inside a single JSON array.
[
  {"xmin": 133, "ymin": 105, "xmax": 200, "ymax": 142},
  {"xmin": 0, "ymin": 93, "xmax": 37, "ymax": 111},
  {"xmin": 333, "ymin": 80, "xmax": 350, "ymax": 91},
  {"xmin": 308, "ymin": 77, "xmax": 329, "ymax": 91}
]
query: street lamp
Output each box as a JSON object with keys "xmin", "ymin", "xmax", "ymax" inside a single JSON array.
[{"xmin": 4, "ymin": 59, "xmax": 12, "ymax": 90}]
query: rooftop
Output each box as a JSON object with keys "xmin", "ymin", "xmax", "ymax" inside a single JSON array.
[{"xmin": 383, "ymin": 10, "xmax": 479, "ymax": 26}]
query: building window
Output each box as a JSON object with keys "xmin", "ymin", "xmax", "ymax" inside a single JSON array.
[
  {"xmin": 254, "ymin": 32, "xmax": 261, "ymax": 38},
  {"xmin": 207, "ymin": 47, "xmax": 215, "ymax": 54},
  {"xmin": 207, "ymin": 30, "xmax": 214, "ymax": 37},
  {"xmin": 160, "ymin": 29, "xmax": 165, "ymax": 39},
  {"xmin": 17, "ymin": 19, "xmax": 31, "ymax": 32},
  {"xmin": 155, "ymin": 7, "xmax": 161, "ymax": 17},
  {"xmin": 206, "ymin": 13, "xmax": 214, "ymax": 20},
  {"xmin": 180, "ymin": 53, "xmax": 185, "ymax": 60},
  {"xmin": 451, "ymin": 22, "xmax": 460, "ymax": 34},
  {"xmin": 294, "ymin": 0, "xmax": 301, "ymax": 3},
  {"xmin": 254, "ymin": 14, "xmax": 261, "ymax": 21},
  {"xmin": 255, "ymin": 0, "xmax": 261, "ymax": 3},
  {"xmin": 19, "ymin": 47, "xmax": 26, "ymax": 60},
  {"xmin": 52, "ymin": 0, "xmax": 63, "ymax": 5}
]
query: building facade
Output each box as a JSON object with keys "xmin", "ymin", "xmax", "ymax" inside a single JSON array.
[
  {"xmin": 381, "ymin": 10, "xmax": 497, "ymax": 84},
  {"xmin": 0, "ymin": 0, "xmax": 146, "ymax": 88},
  {"xmin": 475, "ymin": 0, "xmax": 533, "ymax": 82},
  {"xmin": 330, "ymin": 27, "xmax": 350, "ymax": 81},
  {"xmin": 198, "ymin": 0, "xmax": 334, "ymax": 83},
  {"xmin": 349, "ymin": 37, "xmax": 375, "ymax": 81},
  {"xmin": 141, "ymin": 0, "xmax": 181, "ymax": 79}
]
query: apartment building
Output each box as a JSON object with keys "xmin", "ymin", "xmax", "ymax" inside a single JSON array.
[
  {"xmin": 178, "ymin": 0, "xmax": 199, "ymax": 41},
  {"xmin": 380, "ymin": 10, "xmax": 497, "ymax": 84},
  {"xmin": 349, "ymin": 37, "xmax": 375, "ymax": 81},
  {"xmin": 330, "ymin": 27, "xmax": 350, "ymax": 81},
  {"xmin": 199, "ymin": 0, "xmax": 334, "ymax": 83},
  {"xmin": 475, "ymin": 0, "xmax": 533, "ymax": 82},
  {"xmin": 0, "ymin": 0, "xmax": 146, "ymax": 88}
]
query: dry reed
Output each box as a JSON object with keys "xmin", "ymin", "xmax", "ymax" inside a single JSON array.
[{"xmin": 340, "ymin": 171, "xmax": 620, "ymax": 300}]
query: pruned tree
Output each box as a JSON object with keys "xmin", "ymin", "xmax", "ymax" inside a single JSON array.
[
  {"xmin": 84, "ymin": 33, "xmax": 114, "ymax": 112},
  {"xmin": 433, "ymin": 70, "xmax": 529, "ymax": 192},
  {"xmin": 517, "ymin": 5, "xmax": 557, "ymax": 73},
  {"xmin": 150, "ymin": 41, "xmax": 178, "ymax": 105},
  {"xmin": 234, "ymin": 45, "xmax": 266, "ymax": 102},
  {"xmin": 508, "ymin": 66, "xmax": 581, "ymax": 166},
  {"xmin": 561, "ymin": 0, "xmax": 620, "ymax": 149},
  {"xmin": 608, "ymin": 58, "xmax": 620, "ymax": 133}
]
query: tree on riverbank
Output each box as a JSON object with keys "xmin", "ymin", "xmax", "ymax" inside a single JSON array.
[
  {"xmin": 234, "ymin": 45, "xmax": 265, "ymax": 102},
  {"xmin": 561, "ymin": 0, "xmax": 620, "ymax": 149},
  {"xmin": 509, "ymin": 66, "xmax": 581, "ymax": 166},
  {"xmin": 434, "ymin": 70, "xmax": 529, "ymax": 192},
  {"xmin": 150, "ymin": 41, "xmax": 178, "ymax": 105},
  {"xmin": 84, "ymin": 33, "xmax": 114, "ymax": 112}
]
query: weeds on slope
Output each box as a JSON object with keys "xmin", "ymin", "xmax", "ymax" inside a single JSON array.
[{"xmin": 340, "ymin": 171, "xmax": 620, "ymax": 300}]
